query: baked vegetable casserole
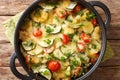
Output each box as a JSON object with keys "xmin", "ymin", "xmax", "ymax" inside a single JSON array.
[{"xmin": 19, "ymin": 0, "xmax": 101, "ymax": 80}]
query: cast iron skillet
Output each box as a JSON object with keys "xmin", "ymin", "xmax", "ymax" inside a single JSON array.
[{"xmin": 10, "ymin": 0, "xmax": 111, "ymax": 80}]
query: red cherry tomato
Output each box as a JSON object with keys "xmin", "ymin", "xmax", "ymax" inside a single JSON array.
[
  {"xmin": 56, "ymin": 8, "xmax": 67, "ymax": 18},
  {"xmin": 25, "ymin": 55, "xmax": 30, "ymax": 63},
  {"xmin": 33, "ymin": 28, "xmax": 42, "ymax": 37},
  {"xmin": 91, "ymin": 18, "xmax": 97, "ymax": 26},
  {"xmin": 90, "ymin": 54, "xmax": 99, "ymax": 63},
  {"xmin": 74, "ymin": 67, "xmax": 82, "ymax": 76},
  {"xmin": 73, "ymin": 5, "xmax": 81, "ymax": 13},
  {"xmin": 67, "ymin": 10, "xmax": 74, "ymax": 15},
  {"xmin": 90, "ymin": 58, "xmax": 96, "ymax": 63},
  {"xmin": 61, "ymin": 34, "xmax": 70, "ymax": 45},
  {"xmin": 93, "ymin": 54, "xmax": 99, "ymax": 58},
  {"xmin": 81, "ymin": 33, "xmax": 91, "ymax": 43},
  {"xmin": 77, "ymin": 42, "xmax": 85, "ymax": 52},
  {"xmin": 48, "ymin": 60, "xmax": 61, "ymax": 72}
]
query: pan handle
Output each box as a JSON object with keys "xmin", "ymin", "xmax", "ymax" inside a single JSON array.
[
  {"xmin": 10, "ymin": 52, "xmax": 31, "ymax": 80},
  {"xmin": 89, "ymin": 1, "xmax": 111, "ymax": 28}
]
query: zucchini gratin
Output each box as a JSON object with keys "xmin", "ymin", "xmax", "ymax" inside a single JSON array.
[{"xmin": 19, "ymin": 0, "xmax": 101, "ymax": 80}]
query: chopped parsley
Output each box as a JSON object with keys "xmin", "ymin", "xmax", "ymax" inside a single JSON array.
[
  {"xmin": 64, "ymin": 52, "xmax": 71, "ymax": 57},
  {"xmin": 22, "ymin": 40, "xmax": 35, "ymax": 50},
  {"xmin": 80, "ymin": 57, "xmax": 85, "ymax": 62},
  {"xmin": 87, "ymin": 12, "xmax": 96, "ymax": 20},
  {"xmin": 92, "ymin": 44, "xmax": 97, "ymax": 49},
  {"xmin": 44, "ymin": 39, "xmax": 51, "ymax": 45},
  {"xmin": 67, "ymin": 16, "xmax": 73, "ymax": 22},
  {"xmin": 77, "ymin": 11, "xmax": 84, "ymax": 16},
  {"xmin": 60, "ymin": 57, "xmax": 66, "ymax": 61},
  {"xmin": 71, "ymin": 59, "xmax": 78, "ymax": 69},
  {"xmin": 68, "ymin": 33, "xmax": 75, "ymax": 41},
  {"xmin": 78, "ymin": 23, "xmax": 85, "ymax": 27},
  {"xmin": 32, "ymin": 21, "xmax": 41, "ymax": 27},
  {"xmin": 46, "ymin": 26, "xmax": 54, "ymax": 33},
  {"xmin": 41, "ymin": 70, "xmax": 49, "ymax": 75},
  {"xmin": 55, "ymin": 16, "xmax": 59, "ymax": 22},
  {"xmin": 24, "ymin": 40, "xmax": 34, "ymax": 47}
]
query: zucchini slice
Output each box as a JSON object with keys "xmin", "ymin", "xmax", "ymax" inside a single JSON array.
[
  {"xmin": 61, "ymin": 42, "xmax": 77, "ymax": 56},
  {"xmin": 62, "ymin": 24, "xmax": 75, "ymax": 34},
  {"xmin": 71, "ymin": 23, "xmax": 83, "ymax": 28},
  {"xmin": 67, "ymin": 2, "xmax": 77, "ymax": 10},
  {"xmin": 45, "ymin": 24, "xmax": 62, "ymax": 34},
  {"xmin": 70, "ymin": 54, "xmax": 81, "ymax": 69},
  {"xmin": 92, "ymin": 26, "xmax": 101, "ymax": 40},
  {"xmin": 87, "ymin": 40, "xmax": 101, "ymax": 55},
  {"xmin": 40, "ymin": 68, "xmax": 52, "ymax": 80},
  {"xmin": 38, "ymin": 39, "xmax": 54, "ymax": 47},
  {"xmin": 82, "ymin": 21, "xmax": 94, "ymax": 34},
  {"xmin": 22, "ymin": 40, "xmax": 36, "ymax": 51},
  {"xmin": 64, "ymin": 66, "xmax": 71, "ymax": 77},
  {"xmin": 53, "ymin": 49, "xmax": 67, "ymax": 60},
  {"xmin": 40, "ymin": 3, "xmax": 55, "ymax": 11},
  {"xmin": 27, "ymin": 45, "xmax": 43, "ymax": 55},
  {"xmin": 54, "ymin": 38, "xmax": 63, "ymax": 48},
  {"xmin": 80, "ymin": 54, "xmax": 89, "ymax": 63}
]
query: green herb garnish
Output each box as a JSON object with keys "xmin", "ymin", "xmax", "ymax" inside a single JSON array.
[
  {"xmin": 92, "ymin": 44, "xmax": 97, "ymax": 49},
  {"xmin": 67, "ymin": 16, "xmax": 73, "ymax": 22},
  {"xmin": 42, "ymin": 70, "xmax": 49, "ymax": 75},
  {"xmin": 60, "ymin": 57, "xmax": 66, "ymax": 61},
  {"xmin": 87, "ymin": 12, "xmax": 96, "ymax": 20},
  {"xmin": 32, "ymin": 21, "xmax": 41, "ymax": 27},
  {"xmin": 46, "ymin": 26, "xmax": 54, "ymax": 33},
  {"xmin": 71, "ymin": 59, "xmax": 78, "ymax": 69},
  {"xmin": 22, "ymin": 40, "xmax": 35, "ymax": 50},
  {"xmin": 77, "ymin": 11, "xmax": 84, "ymax": 16},
  {"xmin": 24, "ymin": 40, "xmax": 34, "ymax": 47},
  {"xmin": 64, "ymin": 52, "xmax": 71, "ymax": 57},
  {"xmin": 78, "ymin": 23, "xmax": 85, "ymax": 26},
  {"xmin": 68, "ymin": 33, "xmax": 75, "ymax": 41},
  {"xmin": 80, "ymin": 57, "xmax": 85, "ymax": 62},
  {"xmin": 44, "ymin": 39, "xmax": 51, "ymax": 45},
  {"xmin": 55, "ymin": 16, "xmax": 59, "ymax": 22}
]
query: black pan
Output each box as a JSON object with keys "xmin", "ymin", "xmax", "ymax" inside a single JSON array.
[{"xmin": 10, "ymin": 0, "xmax": 111, "ymax": 80}]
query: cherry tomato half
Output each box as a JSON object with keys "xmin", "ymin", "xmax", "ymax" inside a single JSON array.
[
  {"xmin": 74, "ymin": 67, "xmax": 82, "ymax": 76},
  {"xmin": 90, "ymin": 58, "xmax": 96, "ymax": 63},
  {"xmin": 25, "ymin": 55, "xmax": 30, "ymax": 63},
  {"xmin": 77, "ymin": 42, "xmax": 85, "ymax": 52},
  {"xmin": 81, "ymin": 33, "xmax": 91, "ymax": 43},
  {"xmin": 33, "ymin": 28, "xmax": 42, "ymax": 37},
  {"xmin": 48, "ymin": 60, "xmax": 61, "ymax": 72},
  {"xmin": 56, "ymin": 8, "xmax": 67, "ymax": 18},
  {"xmin": 93, "ymin": 54, "xmax": 99, "ymax": 58},
  {"xmin": 91, "ymin": 18, "xmax": 97, "ymax": 26},
  {"xmin": 90, "ymin": 54, "xmax": 99, "ymax": 63},
  {"xmin": 61, "ymin": 34, "xmax": 70, "ymax": 45},
  {"xmin": 73, "ymin": 5, "xmax": 81, "ymax": 13}
]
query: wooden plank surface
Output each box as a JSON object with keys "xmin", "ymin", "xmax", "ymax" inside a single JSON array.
[{"xmin": 0, "ymin": 0, "xmax": 120, "ymax": 80}]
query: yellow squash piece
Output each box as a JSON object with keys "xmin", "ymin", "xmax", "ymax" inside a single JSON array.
[
  {"xmin": 27, "ymin": 45, "xmax": 43, "ymax": 55},
  {"xmin": 82, "ymin": 21, "xmax": 94, "ymax": 34}
]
